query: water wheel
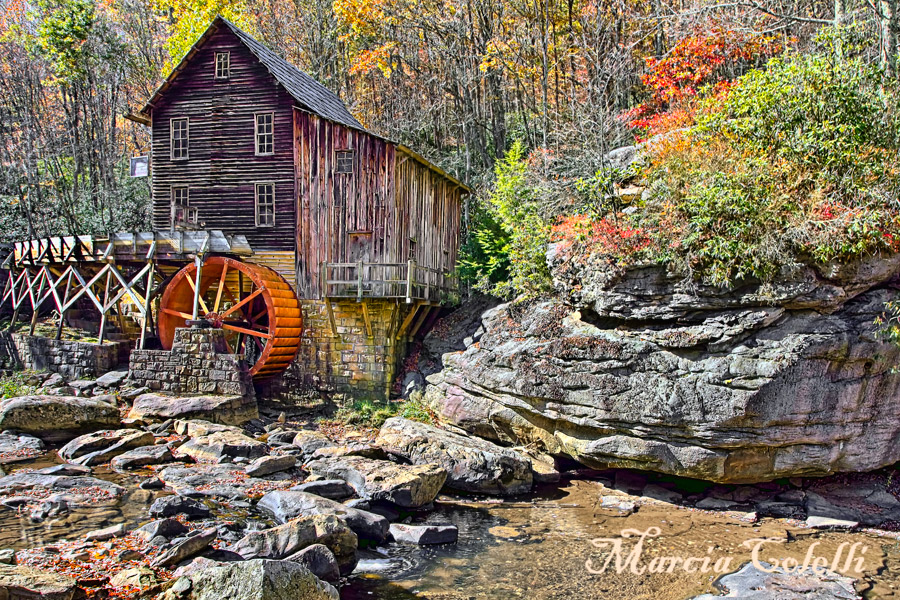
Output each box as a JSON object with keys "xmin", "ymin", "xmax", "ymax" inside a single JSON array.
[{"xmin": 157, "ymin": 256, "xmax": 302, "ymax": 378}]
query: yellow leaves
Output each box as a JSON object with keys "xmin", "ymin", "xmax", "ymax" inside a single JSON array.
[
  {"xmin": 151, "ymin": 0, "xmax": 254, "ymax": 71},
  {"xmin": 349, "ymin": 42, "xmax": 397, "ymax": 77}
]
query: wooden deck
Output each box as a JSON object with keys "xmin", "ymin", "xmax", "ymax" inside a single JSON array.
[
  {"xmin": 10, "ymin": 230, "xmax": 252, "ymax": 267},
  {"xmin": 320, "ymin": 261, "xmax": 456, "ymax": 303}
]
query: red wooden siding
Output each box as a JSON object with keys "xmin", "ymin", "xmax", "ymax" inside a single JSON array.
[
  {"xmin": 294, "ymin": 110, "xmax": 462, "ymax": 299},
  {"xmin": 150, "ymin": 26, "xmax": 296, "ymax": 252}
]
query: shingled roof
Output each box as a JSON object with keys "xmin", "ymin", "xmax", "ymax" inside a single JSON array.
[{"xmin": 138, "ymin": 16, "xmax": 363, "ymax": 131}]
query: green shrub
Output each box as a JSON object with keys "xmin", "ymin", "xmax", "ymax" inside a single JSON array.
[
  {"xmin": 0, "ymin": 372, "xmax": 37, "ymax": 399},
  {"xmin": 458, "ymin": 141, "xmax": 553, "ymax": 299},
  {"xmin": 332, "ymin": 396, "xmax": 434, "ymax": 429},
  {"xmin": 633, "ymin": 28, "xmax": 900, "ymax": 286}
]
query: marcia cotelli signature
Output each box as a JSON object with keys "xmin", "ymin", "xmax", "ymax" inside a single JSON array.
[{"xmin": 585, "ymin": 527, "xmax": 869, "ymax": 576}]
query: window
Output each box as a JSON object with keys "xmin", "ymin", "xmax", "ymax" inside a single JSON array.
[
  {"xmin": 255, "ymin": 113, "xmax": 274, "ymax": 155},
  {"xmin": 215, "ymin": 52, "xmax": 230, "ymax": 79},
  {"xmin": 255, "ymin": 183, "xmax": 275, "ymax": 226},
  {"xmin": 171, "ymin": 186, "xmax": 197, "ymax": 227},
  {"xmin": 170, "ymin": 118, "xmax": 189, "ymax": 160},
  {"xmin": 335, "ymin": 150, "xmax": 354, "ymax": 174}
]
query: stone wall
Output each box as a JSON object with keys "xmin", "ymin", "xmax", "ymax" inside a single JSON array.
[
  {"xmin": 0, "ymin": 332, "xmax": 130, "ymax": 378},
  {"xmin": 258, "ymin": 299, "xmax": 414, "ymax": 403},
  {"xmin": 129, "ymin": 328, "xmax": 254, "ymax": 398}
]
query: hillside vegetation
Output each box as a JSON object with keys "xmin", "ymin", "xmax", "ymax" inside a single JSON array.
[{"xmin": 462, "ymin": 28, "xmax": 900, "ymax": 297}]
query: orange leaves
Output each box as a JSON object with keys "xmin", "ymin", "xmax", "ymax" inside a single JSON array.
[
  {"xmin": 551, "ymin": 215, "xmax": 652, "ymax": 260},
  {"xmin": 349, "ymin": 42, "xmax": 397, "ymax": 77}
]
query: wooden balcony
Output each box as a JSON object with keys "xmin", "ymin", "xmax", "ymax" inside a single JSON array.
[{"xmin": 321, "ymin": 261, "xmax": 457, "ymax": 303}]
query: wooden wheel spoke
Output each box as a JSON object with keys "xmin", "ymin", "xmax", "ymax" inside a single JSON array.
[
  {"xmin": 221, "ymin": 287, "xmax": 264, "ymax": 319},
  {"xmin": 222, "ymin": 323, "xmax": 273, "ymax": 339},
  {"xmin": 184, "ymin": 272, "xmax": 210, "ymax": 315},
  {"xmin": 221, "ymin": 283, "xmax": 239, "ymax": 305},
  {"xmin": 162, "ymin": 308, "xmax": 193, "ymax": 320},
  {"xmin": 213, "ymin": 264, "xmax": 229, "ymax": 313}
]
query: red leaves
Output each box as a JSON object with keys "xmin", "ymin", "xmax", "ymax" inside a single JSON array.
[{"xmin": 551, "ymin": 215, "xmax": 652, "ymax": 259}]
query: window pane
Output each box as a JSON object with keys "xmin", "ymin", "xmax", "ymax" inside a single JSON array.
[
  {"xmin": 171, "ymin": 119, "xmax": 188, "ymax": 159},
  {"xmin": 336, "ymin": 150, "xmax": 354, "ymax": 174},
  {"xmin": 215, "ymin": 53, "xmax": 229, "ymax": 78},
  {"xmin": 256, "ymin": 114, "xmax": 273, "ymax": 154},
  {"xmin": 256, "ymin": 183, "xmax": 275, "ymax": 226}
]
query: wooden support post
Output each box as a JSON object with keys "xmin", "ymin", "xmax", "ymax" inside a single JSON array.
[
  {"xmin": 357, "ymin": 261, "xmax": 364, "ymax": 302},
  {"xmin": 140, "ymin": 260, "xmax": 155, "ymax": 350},
  {"xmin": 114, "ymin": 297, "xmax": 127, "ymax": 336},
  {"xmin": 8, "ymin": 267, "xmax": 23, "ymax": 332},
  {"xmin": 98, "ymin": 268, "xmax": 113, "ymax": 345},
  {"xmin": 191, "ymin": 255, "xmax": 204, "ymax": 321},
  {"xmin": 396, "ymin": 301, "xmax": 423, "ymax": 340},
  {"xmin": 406, "ymin": 260, "xmax": 415, "ymax": 303},
  {"xmin": 408, "ymin": 306, "xmax": 433, "ymax": 340},
  {"xmin": 361, "ymin": 301, "xmax": 373, "ymax": 338},
  {"xmin": 56, "ymin": 271, "xmax": 73, "ymax": 341},
  {"xmin": 29, "ymin": 271, "xmax": 46, "ymax": 335}
]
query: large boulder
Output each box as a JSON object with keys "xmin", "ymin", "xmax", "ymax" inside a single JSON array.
[
  {"xmin": 257, "ymin": 490, "xmax": 389, "ymax": 543},
  {"xmin": 0, "ymin": 565, "xmax": 77, "ymax": 600},
  {"xmin": 176, "ymin": 430, "xmax": 267, "ymax": 463},
  {"xmin": 162, "ymin": 559, "xmax": 338, "ymax": 600},
  {"xmin": 376, "ymin": 417, "xmax": 532, "ymax": 495},
  {"xmin": 0, "ymin": 396, "xmax": 120, "ymax": 442},
  {"xmin": 110, "ymin": 444, "xmax": 175, "ymax": 471},
  {"xmin": 690, "ymin": 561, "xmax": 858, "ymax": 599},
  {"xmin": 128, "ymin": 393, "xmax": 258, "ymax": 426},
  {"xmin": 158, "ymin": 464, "xmax": 280, "ymax": 501},
  {"xmin": 424, "ymin": 261, "xmax": 900, "ymax": 483},
  {"xmin": 58, "ymin": 429, "xmax": 155, "ymax": 466},
  {"xmin": 229, "ymin": 514, "xmax": 357, "ymax": 574},
  {"xmin": 305, "ymin": 456, "xmax": 446, "ymax": 508}
]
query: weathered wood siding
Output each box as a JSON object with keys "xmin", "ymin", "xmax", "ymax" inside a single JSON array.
[
  {"xmin": 150, "ymin": 26, "xmax": 296, "ymax": 252},
  {"xmin": 294, "ymin": 109, "xmax": 462, "ymax": 299}
]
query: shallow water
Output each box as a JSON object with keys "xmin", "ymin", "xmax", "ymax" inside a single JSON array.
[
  {"xmin": 5, "ymin": 453, "xmax": 900, "ymax": 600},
  {"xmin": 0, "ymin": 454, "xmax": 163, "ymax": 550},
  {"xmin": 341, "ymin": 477, "xmax": 900, "ymax": 600}
]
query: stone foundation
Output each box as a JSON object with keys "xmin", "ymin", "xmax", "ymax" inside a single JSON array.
[
  {"xmin": 129, "ymin": 328, "xmax": 254, "ymax": 398},
  {"xmin": 258, "ymin": 299, "xmax": 419, "ymax": 403},
  {"xmin": 0, "ymin": 332, "xmax": 130, "ymax": 378}
]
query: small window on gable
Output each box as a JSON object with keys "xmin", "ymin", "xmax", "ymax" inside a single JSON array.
[
  {"xmin": 171, "ymin": 118, "xmax": 189, "ymax": 160},
  {"xmin": 255, "ymin": 113, "xmax": 274, "ymax": 155},
  {"xmin": 255, "ymin": 183, "xmax": 275, "ymax": 227},
  {"xmin": 215, "ymin": 52, "xmax": 230, "ymax": 79},
  {"xmin": 335, "ymin": 150, "xmax": 354, "ymax": 174}
]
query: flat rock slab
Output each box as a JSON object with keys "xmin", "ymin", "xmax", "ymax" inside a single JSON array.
[
  {"xmin": 306, "ymin": 456, "xmax": 446, "ymax": 508},
  {"xmin": 158, "ymin": 464, "xmax": 286, "ymax": 501},
  {"xmin": 0, "ymin": 564, "xmax": 77, "ymax": 600},
  {"xmin": 135, "ymin": 518, "xmax": 189, "ymax": 542},
  {"xmin": 85, "ymin": 523, "xmax": 127, "ymax": 541},
  {"xmin": 245, "ymin": 455, "xmax": 297, "ymax": 477},
  {"xmin": 691, "ymin": 561, "xmax": 859, "ymax": 599},
  {"xmin": 292, "ymin": 431, "xmax": 335, "ymax": 458},
  {"xmin": 229, "ymin": 514, "xmax": 357, "ymax": 574},
  {"xmin": 176, "ymin": 430, "xmax": 267, "ymax": 463},
  {"xmin": 376, "ymin": 417, "xmax": 533, "ymax": 496},
  {"xmin": 129, "ymin": 393, "xmax": 258, "ymax": 426},
  {"xmin": 0, "ymin": 433, "xmax": 45, "ymax": 464},
  {"xmin": 390, "ymin": 523, "xmax": 458, "ymax": 545},
  {"xmin": 94, "ymin": 371, "xmax": 129, "ymax": 388},
  {"xmin": 110, "ymin": 445, "xmax": 175, "ymax": 472},
  {"xmin": 290, "ymin": 480, "xmax": 354, "ymax": 500},
  {"xmin": 151, "ymin": 527, "xmax": 218, "ymax": 568},
  {"xmin": 258, "ymin": 490, "xmax": 389, "ymax": 543},
  {"xmin": 0, "ymin": 396, "xmax": 120, "ymax": 443},
  {"xmin": 0, "ymin": 472, "xmax": 124, "ymax": 507},
  {"xmin": 167, "ymin": 559, "xmax": 338, "ymax": 600},
  {"xmin": 59, "ymin": 429, "xmax": 155, "ymax": 466},
  {"xmin": 149, "ymin": 495, "xmax": 211, "ymax": 519}
]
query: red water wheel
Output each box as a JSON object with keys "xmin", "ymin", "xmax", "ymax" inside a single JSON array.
[{"xmin": 157, "ymin": 256, "xmax": 302, "ymax": 378}]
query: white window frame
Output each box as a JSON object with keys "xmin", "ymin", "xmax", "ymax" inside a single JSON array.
[
  {"xmin": 254, "ymin": 113, "xmax": 274, "ymax": 156},
  {"xmin": 335, "ymin": 149, "xmax": 354, "ymax": 174},
  {"xmin": 215, "ymin": 52, "xmax": 230, "ymax": 79},
  {"xmin": 170, "ymin": 117, "xmax": 189, "ymax": 161},
  {"xmin": 255, "ymin": 182, "xmax": 275, "ymax": 227}
]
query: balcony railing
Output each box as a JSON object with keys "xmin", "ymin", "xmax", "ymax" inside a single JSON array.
[{"xmin": 321, "ymin": 261, "xmax": 456, "ymax": 303}]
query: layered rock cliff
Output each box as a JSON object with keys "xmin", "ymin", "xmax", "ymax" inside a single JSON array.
[{"xmin": 423, "ymin": 253, "xmax": 900, "ymax": 483}]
